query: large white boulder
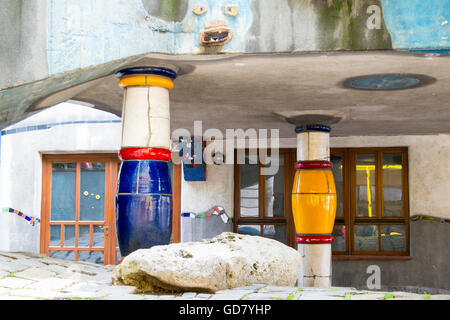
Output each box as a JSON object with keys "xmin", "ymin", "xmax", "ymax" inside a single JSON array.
[{"xmin": 112, "ymin": 232, "xmax": 301, "ymax": 293}]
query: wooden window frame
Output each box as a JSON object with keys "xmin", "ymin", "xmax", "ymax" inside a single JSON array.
[
  {"xmin": 233, "ymin": 149, "xmax": 296, "ymax": 248},
  {"xmin": 332, "ymin": 147, "xmax": 411, "ymax": 260},
  {"xmin": 232, "ymin": 147, "xmax": 410, "ymax": 259}
]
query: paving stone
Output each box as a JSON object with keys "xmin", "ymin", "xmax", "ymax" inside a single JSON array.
[
  {"xmin": 63, "ymin": 282, "xmax": 109, "ymax": 293},
  {"xmin": 0, "ymin": 255, "xmax": 12, "ymax": 263},
  {"xmin": 56, "ymin": 271, "xmax": 94, "ymax": 282},
  {"xmin": 158, "ymin": 295, "xmax": 177, "ymax": 300},
  {"xmin": 142, "ymin": 294, "xmax": 162, "ymax": 300},
  {"xmin": 234, "ymin": 284, "xmax": 267, "ymax": 291},
  {"xmin": 350, "ymin": 293, "xmax": 386, "ymax": 300},
  {"xmin": 180, "ymin": 292, "xmax": 198, "ymax": 299},
  {"xmin": 14, "ymin": 268, "xmax": 57, "ymax": 280},
  {"xmin": 259, "ymin": 285, "xmax": 297, "ymax": 293},
  {"xmin": 0, "ymin": 277, "xmax": 35, "ymax": 289},
  {"xmin": 9, "ymin": 289, "xmax": 68, "ymax": 300},
  {"xmin": 0, "ymin": 295, "xmax": 34, "ymax": 300},
  {"xmin": 246, "ymin": 292, "xmax": 292, "ymax": 300},
  {"xmin": 15, "ymin": 252, "xmax": 48, "ymax": 259},
  {"xmin": 98, "ymin": 285, "xmax": 136, "ymax": 296},
  {"xmin": 289, "ymin": 289, "xmax": 304, "ymax": 300},
  {"xmin": 0, "ymin": 260, "xmax": 28, "ymax": 273},
  {"xmin": 103, "ymin": 265, "xmax": 116, "ymax": 271},
  {"xmin": 0, "ymin": 288, "xmax": 10, "ymax": 295},
  {"xmin": 0, "ymin": 252, "xmax": 30, "ymax": 260},
  {"xmin": 26, "ymin": 277, "xmax": 75, "ymax": 291},
  {"xmin": 0, "ymin": 270, "xmax": 9, "ymax": 278},
  {"xmin": 17, "ymin": 259, "xmax": 49, "ymax": 269},
  {"xmin": 59, "ymin": 291, "xmax": 106, "ymax": 300},
  {"xmin": 196, "ymin": 293, "xmax": 213, "ymax": 299},
  {"xmin": 429, "ymin": 294, "xmax": 450, "ymax": 300},
  {"xmin": 103, "ymin": 294, "xmax": 145, "ymax": 300},
  {"xmin": 297, "ymin": 293, "xmax": 344, "ymax": 300},
  {"xmin": 45, "ymin": 264, "xmax": 71, "ymax": 275},
  {"xmin": 89, "ymin": 272, "xmax": 112, "ymax": 284},
  {"xmin": 210, "ymin": 293, "xmax": 250, "ymax": 300},
  {"xmin": 215, "ymin": 289, "xmax": 255, "ymax": 295},
  {"xmin": 37, "ymin": 257, "xmax": 73, "ymax": 268},
  {"xmin": 385, "ymin": 292, "xmax": 425, "ymax": 300}
]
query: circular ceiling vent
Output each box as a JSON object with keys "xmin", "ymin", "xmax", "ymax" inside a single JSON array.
[{"xmin": 343, "ymin": 73, "xmax": 436, "ymax": 90}]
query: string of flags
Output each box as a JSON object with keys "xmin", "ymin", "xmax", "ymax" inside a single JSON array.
[
  {"xmin": 1, "ymin": 208, "xmax": 41, "ymax": 226},
  {"xmin": 182, "ymin": 206, "xmax": 232, "ymax": 224}
]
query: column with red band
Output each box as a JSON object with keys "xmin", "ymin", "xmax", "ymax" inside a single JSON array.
[{"xmin": 115, "ymin": 67, "xmax": 176, "ymax": 257}]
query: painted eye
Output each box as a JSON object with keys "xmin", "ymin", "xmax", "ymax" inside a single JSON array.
[
  {"xmin": 225, "ymin": 5, "xmax": 239, "ymax": 17},
  {"xmin": 193, "ymin": 5, "xmax": 207, "ymax": 15}
]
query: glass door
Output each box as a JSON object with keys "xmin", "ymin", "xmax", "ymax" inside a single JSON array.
[{"xmin": 41, "ymin": 155, "xmax": 119, "ymax": 265}]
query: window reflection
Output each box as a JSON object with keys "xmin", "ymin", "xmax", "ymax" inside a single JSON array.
[
  {"xmin": 238, "ymin": 224, "xmax": 261, "ymax": 236},
  {"xmin": 381, "ymin": 225, "xmax": 405, "ymax": 251},
  {"xmin": 240, "ymin": 156, "xmax": 259, "ymax": 217},
  {"xmin": 383, "ymin": 153, "xmax": 403, "ymax": 217},
  {"xmin": 355, "ymin": 154, "xmax": 376, "ymax": 217},
  {"xmin": 331, "ymin": 154, "xmax": 344, "ymax": 218},
  {"xmin": 354, "ymin": 225, "xmax": 379, "ymax": 251},
  {"xmin": 332, "ymin": 224, "xmax": 346, "ymax": 251},
  {"xmin": 265, "ymin": 155, "xmax": 284, "ymax": 218},
  {"xmin": 51, "ymin": 163, "xmax": 76, "ymax": 221}
]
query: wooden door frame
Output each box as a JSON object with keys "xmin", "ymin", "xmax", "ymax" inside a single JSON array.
[
  {"xmin": 40, "ymin": 153, "xmax": 120, "ymax": 264},
  {"xmin": 41, "ymin": 154, "xmax": 183, "ymax": 263}
]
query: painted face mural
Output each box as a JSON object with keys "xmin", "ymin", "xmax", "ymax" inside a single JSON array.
[{"xmin": 183, "ymin": 0, "xmax": 253, "ymax": 51}]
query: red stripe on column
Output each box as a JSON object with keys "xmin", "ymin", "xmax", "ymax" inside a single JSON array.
[
  {"xmin": 296, "ymin": 235, "xmax": 334, "ymax": 244},
  {"xmin": 294, "ymin": 161, "xmax": 333, "ymax": 170},
  {"xmin": 119, "ymin": 148, "xmax": 171, "ymax": 161}
]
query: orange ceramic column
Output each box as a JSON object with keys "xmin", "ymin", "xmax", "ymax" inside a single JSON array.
[{"xmin": 292, "ymin": 125, "xmax": 337, "ymax": 287}]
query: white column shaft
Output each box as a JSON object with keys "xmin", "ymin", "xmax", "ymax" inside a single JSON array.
[
  {"xmin": 297, "ymin": 243, "xmax": 332, "ymax": 287},
  {"xmin": 121, "ymin": 86, "xmax": 171, "ymax": 149},
  {"xmin": 296, "ymin": 129, "xmax": 332, "ymax": 288},
  {"xmin": 296, "ymin": 131, "xmax": 330, "ymax": 161}
]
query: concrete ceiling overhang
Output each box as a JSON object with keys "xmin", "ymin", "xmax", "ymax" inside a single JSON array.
[{"xmin": 31, "ymin": 50, "xmax": 450, "ymax": 138}]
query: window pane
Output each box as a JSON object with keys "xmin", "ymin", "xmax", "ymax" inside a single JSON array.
[
  {"xmin": 383, "ymin": 153, "xmax": 403, "ymax": 217},
  {"xmin": 64, "ymin": 225, "xmax": 75, "ymax": 247},
  {"xmin": 50, "ymin": 225, "xmax": 61, "ymax": 247},
  {"xmin": 51, "ymin": 163, "xmax": 76, "ymax": 221},
  {"xmin": 355, "ymin": 154, "xmax": 376, "ymax": 218},
  {"xmin": 354, "ymin": 225, "xmax": 379, "ymax": 251},
  {"xmin": 238, "ymin": 224, "xmax": 261, "ymax": 236},
  {"xmin": 240, "ymin": 156, "xmax": 259, "ymax": 217},
  {"xmin": 265, "ymin": 155, "xmax": 284, "ymax": 218},
  {"xmin": 78, "ymin": 251, "xmax": 104, "ymax": 265},
  {"xmin": 92, "ymin": 226, "xmax": 104, "ymax": 248},
  {"xmin": 331, "ymin": 153, "xmax": 344, "ymax": 218},
  {"xmin": 381, "ymin": 225, "xmax": 406, "ymax": 252},
  {"xmin": 332, "ymin": 224, "xmax": 346, "ymax": 251},
  {"xmin": 79, "ymin": 225, "xmax": 90, "ymax": 247},
  {"xmin": 263, "ymin": 225, "xmax": 286, "ymax": 244},
  {"xmin": 80, "ymin": 162, "xmax": 105, "ymax": 221},
  {"xmin": 50, "ymin": 250, "xmax": 75, "ymax": 261}
]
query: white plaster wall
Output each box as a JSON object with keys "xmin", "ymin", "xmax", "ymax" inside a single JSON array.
[
  {"xmin": 180, "ymin": 163, "xmax": 234, "ymax": 224},
  {"xmin": 0, "ymin": 103, "xmax": 121, "ymax": 253}
]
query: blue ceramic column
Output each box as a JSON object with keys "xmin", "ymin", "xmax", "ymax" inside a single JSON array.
[{"xmin": 115, "ymin": 67, "xmax": 177, "ymax": 257}]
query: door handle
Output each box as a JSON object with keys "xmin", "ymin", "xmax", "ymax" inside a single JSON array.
[{"xmin": 98, "ymin": 225, "xmax": 109, "ymax": 236}]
